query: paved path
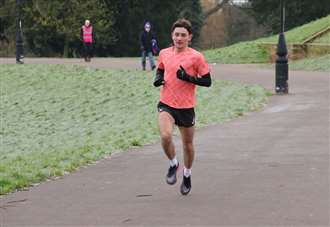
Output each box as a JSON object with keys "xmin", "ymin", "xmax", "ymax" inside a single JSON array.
[{"xmin": 0, "ymin": 58, "xmax": 329, "ymax": 226}]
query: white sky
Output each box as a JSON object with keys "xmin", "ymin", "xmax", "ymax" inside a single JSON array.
[{"xmin": 232, "ymin": 0, "xmax": 249, "ymax": 4}]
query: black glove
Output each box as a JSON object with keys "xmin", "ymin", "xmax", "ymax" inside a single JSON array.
[
  {"xmin": 176, "ymin": 65, "xmax": 212, "ymax": 87},
  {"xmin": 153, "ymin": 68, "xmax": 165, "ymax": 87},
  {"xmin": 176, "ymin": 65, "xmax": 192, "ymax": 82}
]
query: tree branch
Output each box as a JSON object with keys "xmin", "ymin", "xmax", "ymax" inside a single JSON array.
[{"xmin": 203, "ymin": 0, "xmax": 230, "ymax": 19}]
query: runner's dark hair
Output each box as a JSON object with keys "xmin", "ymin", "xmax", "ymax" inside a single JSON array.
[{"xmin": 171, "ymin": 19, "xmax": 192, "ymax": 34}]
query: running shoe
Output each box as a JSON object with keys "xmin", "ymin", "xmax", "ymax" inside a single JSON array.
[
  {"xmin": 180, "ymin": 175, "xmax": 191, "ymax": 195},
  {"xmin": 166, "ymin": 164, "xmax": 179, "ymax": 185}
]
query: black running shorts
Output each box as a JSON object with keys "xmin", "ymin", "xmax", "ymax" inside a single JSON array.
[{"xmin": 157, "ymin": 102, "xmax": 195, "ymax": 127}]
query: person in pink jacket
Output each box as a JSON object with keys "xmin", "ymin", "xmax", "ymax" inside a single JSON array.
[{"xmin": 81, "ymin": 20, "xmax": 94, "ymax": 62}]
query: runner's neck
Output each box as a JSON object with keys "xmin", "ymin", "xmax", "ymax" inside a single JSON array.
[{"xmin": 173, "ymin": 46, "xmax": 188, "ymax": 54}]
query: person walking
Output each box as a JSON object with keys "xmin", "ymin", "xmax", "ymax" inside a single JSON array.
[
  {"xmin": 153, "ymin": 19, "xmax": 212, "ymax": 195},
  {"xmin": 140, "ymin": 21, "xmax": 156, "ymax": 70},
  {"xmin": 81, "ymin": 19, "xmax": 94, "ymax": 62}
]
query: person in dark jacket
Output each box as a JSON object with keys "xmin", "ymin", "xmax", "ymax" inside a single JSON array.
[
  {"xmin": 140, "ymin": 21, "xmax": 157, "ymax": 70},
  {"xmin": 81, "ymin": 19, "xmax": 94, "ymax": 62}
]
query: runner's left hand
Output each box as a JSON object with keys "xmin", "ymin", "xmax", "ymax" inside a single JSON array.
[{"xmin": 176, "ymin": 66, "xmax": 192, "ymax": 82}]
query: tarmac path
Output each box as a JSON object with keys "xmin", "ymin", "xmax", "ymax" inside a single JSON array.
[{"xmin": 0, "ymin": 58, "xmax": 329, "ymax": 226}]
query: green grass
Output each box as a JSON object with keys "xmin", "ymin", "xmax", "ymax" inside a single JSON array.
[
  {"xmin": 203, "ymin": 41, "xmax": 269, "ymax": 64},
  {"xmin": 0, "ymin": 64, "xmax": 270, "ymax": 195},
  {"xmin": 259, "ymin": 15, "xmax": 330, "ymax": 44},
  {"xmin": 312, "ymin": 32, "xmax": 330, "ymax": 44},
  {"xmin": 289, "ymin": 54, "xmax": 330, "ymax": 72},
  {"xmin": 261, "ymin": 54, "xmax": 330, "ymax": 72},
  {"xmin": 204, "ymin": 15, "xmax": 330, "ymax": 64}
]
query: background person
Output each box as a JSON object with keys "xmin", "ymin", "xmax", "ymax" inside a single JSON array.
[
  {"xmin": 140, "ymin": 21, "xmax": 156, "ymax": 70},
  {"xmin": 81, "ymin": 19, "xmax": 94, "ymax": 62}
]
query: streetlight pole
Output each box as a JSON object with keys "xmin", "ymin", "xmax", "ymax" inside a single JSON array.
[
  {"xmin": 16, "ymin": 0, "xmax": 24, "ymax": 64},
  {"xmin": 275, "ymin": 0, "xmax": 288, "ymax": 94}
]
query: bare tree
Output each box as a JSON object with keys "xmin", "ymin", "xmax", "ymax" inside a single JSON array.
[{"xmin": 203, "ymin": 0, "xmax": 230, "ymax": 19}]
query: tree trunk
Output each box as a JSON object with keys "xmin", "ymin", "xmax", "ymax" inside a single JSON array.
[{"xmin": 63, "ymin": 36, "xmax": 69, "ymax": 57}]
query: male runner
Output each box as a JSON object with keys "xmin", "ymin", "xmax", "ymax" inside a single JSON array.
[{"xmin": 153, "ymin": 19, "xmax": 212, "ymax": 195}]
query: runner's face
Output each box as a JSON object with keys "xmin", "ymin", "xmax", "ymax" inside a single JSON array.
[{"xmin": 172, "ymin": 27, "xmax": 192, "ymax": 51}]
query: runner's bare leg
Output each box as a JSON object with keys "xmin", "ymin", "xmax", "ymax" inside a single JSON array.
[
  {"xmin": 179, "ymin": 126, "xmax": 195, "ymax": 168},
  {"xmin": 158, "ymin": 112, "xmax": 176, "ymax": 160}
]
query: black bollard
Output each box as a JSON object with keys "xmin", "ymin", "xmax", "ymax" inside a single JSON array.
[{"xmin": 275, "ymin": 0, "xmax": 288, "ymax": 94}]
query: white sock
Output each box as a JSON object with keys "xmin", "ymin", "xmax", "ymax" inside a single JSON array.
[
  {"xmin": 183, "ymin": 167, "xmax": 191, "ymax": 177},
  {"xmin": 169, "ymin": 156, "xmax": 178, "ymax": 167}
]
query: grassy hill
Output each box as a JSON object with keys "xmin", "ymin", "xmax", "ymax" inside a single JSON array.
[{"xmin": 203, "ymin": 15, "xmax": 330, "ymax": 64}]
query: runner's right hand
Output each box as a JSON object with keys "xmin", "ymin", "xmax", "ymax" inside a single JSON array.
[{"xmin": 153, "ymin": 68, "xmax": 165, "ymax": 87}]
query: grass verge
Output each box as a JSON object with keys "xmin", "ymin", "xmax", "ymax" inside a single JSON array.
[
  {"xmin": 261, "ymin": 54, "xmax": 330, "ymax": 72},
  {"xmin": 0, "ymin": 64, "xmax": 270, "ymax": 194},
  {"xmin": 288, "ymin": 54, "xmax": 330, "ymax": 72}
]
